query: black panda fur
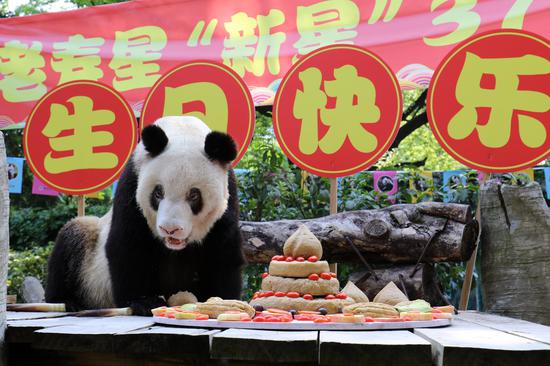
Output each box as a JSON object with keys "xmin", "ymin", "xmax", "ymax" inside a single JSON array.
[{"xmin": 45, "ymin": 117, "xmax": 246, "ymax": 315}]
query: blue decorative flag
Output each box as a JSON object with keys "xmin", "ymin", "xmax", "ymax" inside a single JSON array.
[
  {"xmin": 442, "ymin": 170, "xmax": 466, "ymax": 203},
  {"xmin": 544, "ymin": 168, "xmax": 550, "ymax": 200},
  {"xmin": 112, "ymin": 180, "xmax": 119, "ymax": 197},
  {"xmin": 7, "ymin": 157, "xmax": 24, "ymax": 194}
]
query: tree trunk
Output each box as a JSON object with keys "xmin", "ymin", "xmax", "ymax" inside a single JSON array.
[
  {"xmin": 0, "ymin": 132, "xmax": 9, "ymax": 364},
  {"xmin": 350, "ymin": 264, "xmax": 449, "ymax": 306},
  {"xmin": 240, "ymin": 202, "xmax": 478, "ymax": 264},
  {"xmin": 481, "ymin": 181, "xmax": 550, "ymax": 325}
]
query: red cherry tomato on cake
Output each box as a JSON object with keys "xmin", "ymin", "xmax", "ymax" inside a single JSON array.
[
  {"xmin": 308, "ymin": 256, "xmax": 318, "ymax": 262},
  {"xmin": 275, "ymin": 292, "xmax": 286, "ymax": 297},
  {"xmin": 261, "ymin": 272, "xmax": 269, "ymax": 279},
  {"xmin": 296, "ymin": 257, "xmax": 305, "ymax": 262},
  {"xmin": 330, "ymin": 272, "xmax": 337, "ymax": 278},
  {"xmin": 336, "ymin": 292, "xmax": 347, "ymax": 299},
  {"xmin": 308, "ymin": 274, "xmax": 319, "ymax": 281},
  {"xmin": 264, "ymin": 291, "xmax": 274, "ymax": 297},
  {"xmin": 320, "ymin": 273, "xmax": 332, "ymax": 280},
  {"xmin": 325, "ymin": 295, "xmax": 336, "ymax": 300},
  {"xmin": 285, "ymin": 256, "xmax": 294, "ymax": 262},
  {"xmin": 287, "ymin": 291, "xmax": 300, "ymax": 298},
  {"xmin": 303, "ymin": 294, "xmax": 313, "ymax": 300}
]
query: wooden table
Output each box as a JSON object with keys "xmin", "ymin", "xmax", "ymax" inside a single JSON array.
[{"xmin": 6, "ymin": 311, "xmax": 550, "ymax": 366}]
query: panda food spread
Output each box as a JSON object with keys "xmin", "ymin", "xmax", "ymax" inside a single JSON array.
[
  {"xmin": 249, "ymin": 225, "xmax": 354, "ymax": 313},
  {"xmin": 152, "ymin": 226, "xmax": 455, "ymax": 326}
]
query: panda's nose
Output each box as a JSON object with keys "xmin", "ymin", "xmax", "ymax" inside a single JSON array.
[{"xmin": 159, "ymin": 225, "xmax": 183, "ymax": 236}]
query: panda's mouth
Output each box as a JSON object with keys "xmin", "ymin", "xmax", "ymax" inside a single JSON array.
[{"xmin": 165, "ymin": 236, "xmax": 188, "ymax": 250}]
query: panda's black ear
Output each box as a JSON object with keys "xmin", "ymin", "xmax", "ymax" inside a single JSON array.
[
  {"xmin": 204, "ymin": 131, "xmax": 237, "ymax": 166},
  {"xmin": 142, "ymin": 125, "xmax": 168, "ymax": 157}
]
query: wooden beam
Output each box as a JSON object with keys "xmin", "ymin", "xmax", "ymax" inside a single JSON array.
[
  {"xmin": 115, "ymin": 326, "xmax": 219, "ymax": 359},
  {"xmin": 33, "ymin": 316, "xmax": 154, "ymax": 352},
  {"xmin": 77, "ymin": 196, "xmax": 85, "ymax": 217},
  {"xmin": 6, "ymin": 311, "xmax": 67, "ymax": 321},
  {"xmin": 415, "ymin": 319, "xmax": 550, "ymax": 366},
  {"xmin": 458, "ymin": 311, "xmax": 550, "ymax": 346},
  {"xmin": 7, "ymin": 316, "xmax": 92, "ymax": 344},
  {"xmin": 319, "ymin": 330, "xmax": 431, "ymax": 366},
  {"xmin": 211, "ymin": 328, "xmax": 318, "ymax": 363}
]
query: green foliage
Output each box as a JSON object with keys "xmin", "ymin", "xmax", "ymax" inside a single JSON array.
[
  {"xmin": 8, "ymin": 243, "xmax": 53, "ymax": 297},
  {"xmin": 236, "ymin": 112, "xmax": 331, "ymax": 222},
  {"xmin": 12, "ymin": 0, "xmax": 57, "ymax": 15},
  {"xmin": 10, "ymin": 192, "xmax": 112, "ymax": 251},
  {"xmin": 377, "ymin": 124, "xmax": 463, "ymax": 171},
  {"xmin": 70, "ymin": 0, "xmax": 126, "ymax": 8}
]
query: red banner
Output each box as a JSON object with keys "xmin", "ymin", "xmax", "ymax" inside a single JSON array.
[{"xmin": 1, "ymin": 0, "xmax": 549, "ymax": 127}]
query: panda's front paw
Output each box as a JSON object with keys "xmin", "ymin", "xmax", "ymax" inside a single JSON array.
[{"xmin": 129, "ymin": 296, "xmax": 166, "ymax": 316}]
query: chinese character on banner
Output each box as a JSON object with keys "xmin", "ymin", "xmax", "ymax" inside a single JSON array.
[
  {"xmin": 140, "ymin": 61, "xmax": 255, "ymax": 166},
  {"xmin": 52, "ymin": 34, "xmax": 105, "ymax": 83},
  {"xmin": 109, "ymin": 26, "xmax": 167, "ymax": 91},
  {"xmin": 373, "ymin": 171, "xmax": 398, "ymax": 203},
  {"xmin": 293, "ymin": 0, "xmax": 359, "ymax": 61},
  {"xmin": 32, "ymin": 176, "xmax": 58, "ymax": 196},
  {"xmin": 428, "ymin": 29, "xmax": 550, "ymax": 173},
  {"xmin": 273, "ymin": 45, "xmax": 402, "ymax": 177},
  {"xmin": 0, "ymin": 40, "xmax": 47, "ymax": 103},
  {"xmin": 24, "ymin": 80, "xmax": 138, "ymax": 195},
  {"xmin": 7, "ymin": 157, "xmax": 24, "ymax": 194},
  {"xmin": 222, "ymin": 9, "xmax": 286, "ymax": 77}
]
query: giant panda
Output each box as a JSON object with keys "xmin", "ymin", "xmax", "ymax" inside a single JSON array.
[{"xmin": 45, "ymin": 116, "xmax": 246, "ymax": 315}]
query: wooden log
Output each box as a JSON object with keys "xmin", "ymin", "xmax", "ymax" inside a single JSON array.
[
  {"xmin": 350, "ymin": 264, "xmax": 450, "ymax": 306},
  {"xmin": 480, "ymin": 182, "xmax": 550, "ymax": 325},
  {"xmin": 240, "ymin": 202, "xmax": 478, "ymax": 264},
  {"xmin": 211, "ymin": 328, "xmax": 318, "ymax": 363},
  {"xmin": 319, "ymin": 331, "xmax": 432, "ymax": 366},
  {"xmin": 0, "ymin": 133, "xmax": 8, "ymax": 364},
  {"xmin": 415, "ymin": 318, "xmax": 550, "ymax": 366}
]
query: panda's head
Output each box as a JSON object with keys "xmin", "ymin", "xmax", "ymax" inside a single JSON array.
[{"xmin": 133, "ymin": 116, "xmax": 237, "ymax": 251}]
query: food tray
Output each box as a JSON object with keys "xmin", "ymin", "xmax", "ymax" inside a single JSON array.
[{"xmin": 154, "ymin": 316, "xmax": 452, "ymax": 330}]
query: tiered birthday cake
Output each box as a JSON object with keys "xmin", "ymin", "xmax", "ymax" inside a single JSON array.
[{"xmin": 250, "ymin": 225, "xmax": 354, "ymax": 313}]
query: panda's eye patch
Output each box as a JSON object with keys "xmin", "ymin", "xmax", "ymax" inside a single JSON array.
[
  {"xmin": 150, "ymin": 184, "xmax": 164, "ymax": 211},
  {"xmin": 187, "ymin": 188, "xmax": 203, "ymax": 215}
]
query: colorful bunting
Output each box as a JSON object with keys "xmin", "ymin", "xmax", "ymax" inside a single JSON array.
[{"xmin": 7, "ymin": 157, "xmax": 24, "ymax": 194}]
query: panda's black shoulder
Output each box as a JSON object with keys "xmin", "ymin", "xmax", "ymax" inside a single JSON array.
[
  {"xmin": 201, "ymin": 169, "xmax": 245, "ymax": 265},
  {"xmin": 107, "ymin": 158, "xmax": 158, "ymax": 250}
]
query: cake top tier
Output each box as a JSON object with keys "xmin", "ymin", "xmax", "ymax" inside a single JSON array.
[{"xmin": 283, "ymin": 224, "xmax": 323, "ymax": 259}]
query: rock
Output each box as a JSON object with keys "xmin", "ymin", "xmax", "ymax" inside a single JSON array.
[{"xmin": 21, "ymin": 276, "xmax": 45, "ymax": 303}]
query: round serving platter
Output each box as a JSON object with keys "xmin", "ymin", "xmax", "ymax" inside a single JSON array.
[{"xmin": 154, "ymin": 317, "xmax": 452, "ymax": 330}]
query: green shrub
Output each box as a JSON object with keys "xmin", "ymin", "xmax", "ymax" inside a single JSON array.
[
  {"xmin": 10, "ymin": 193, "xmax": 112, "ymax": 251},
  {"xmin": 8, "ymin": 243, "xmax": 53, "ymax": 298}
]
